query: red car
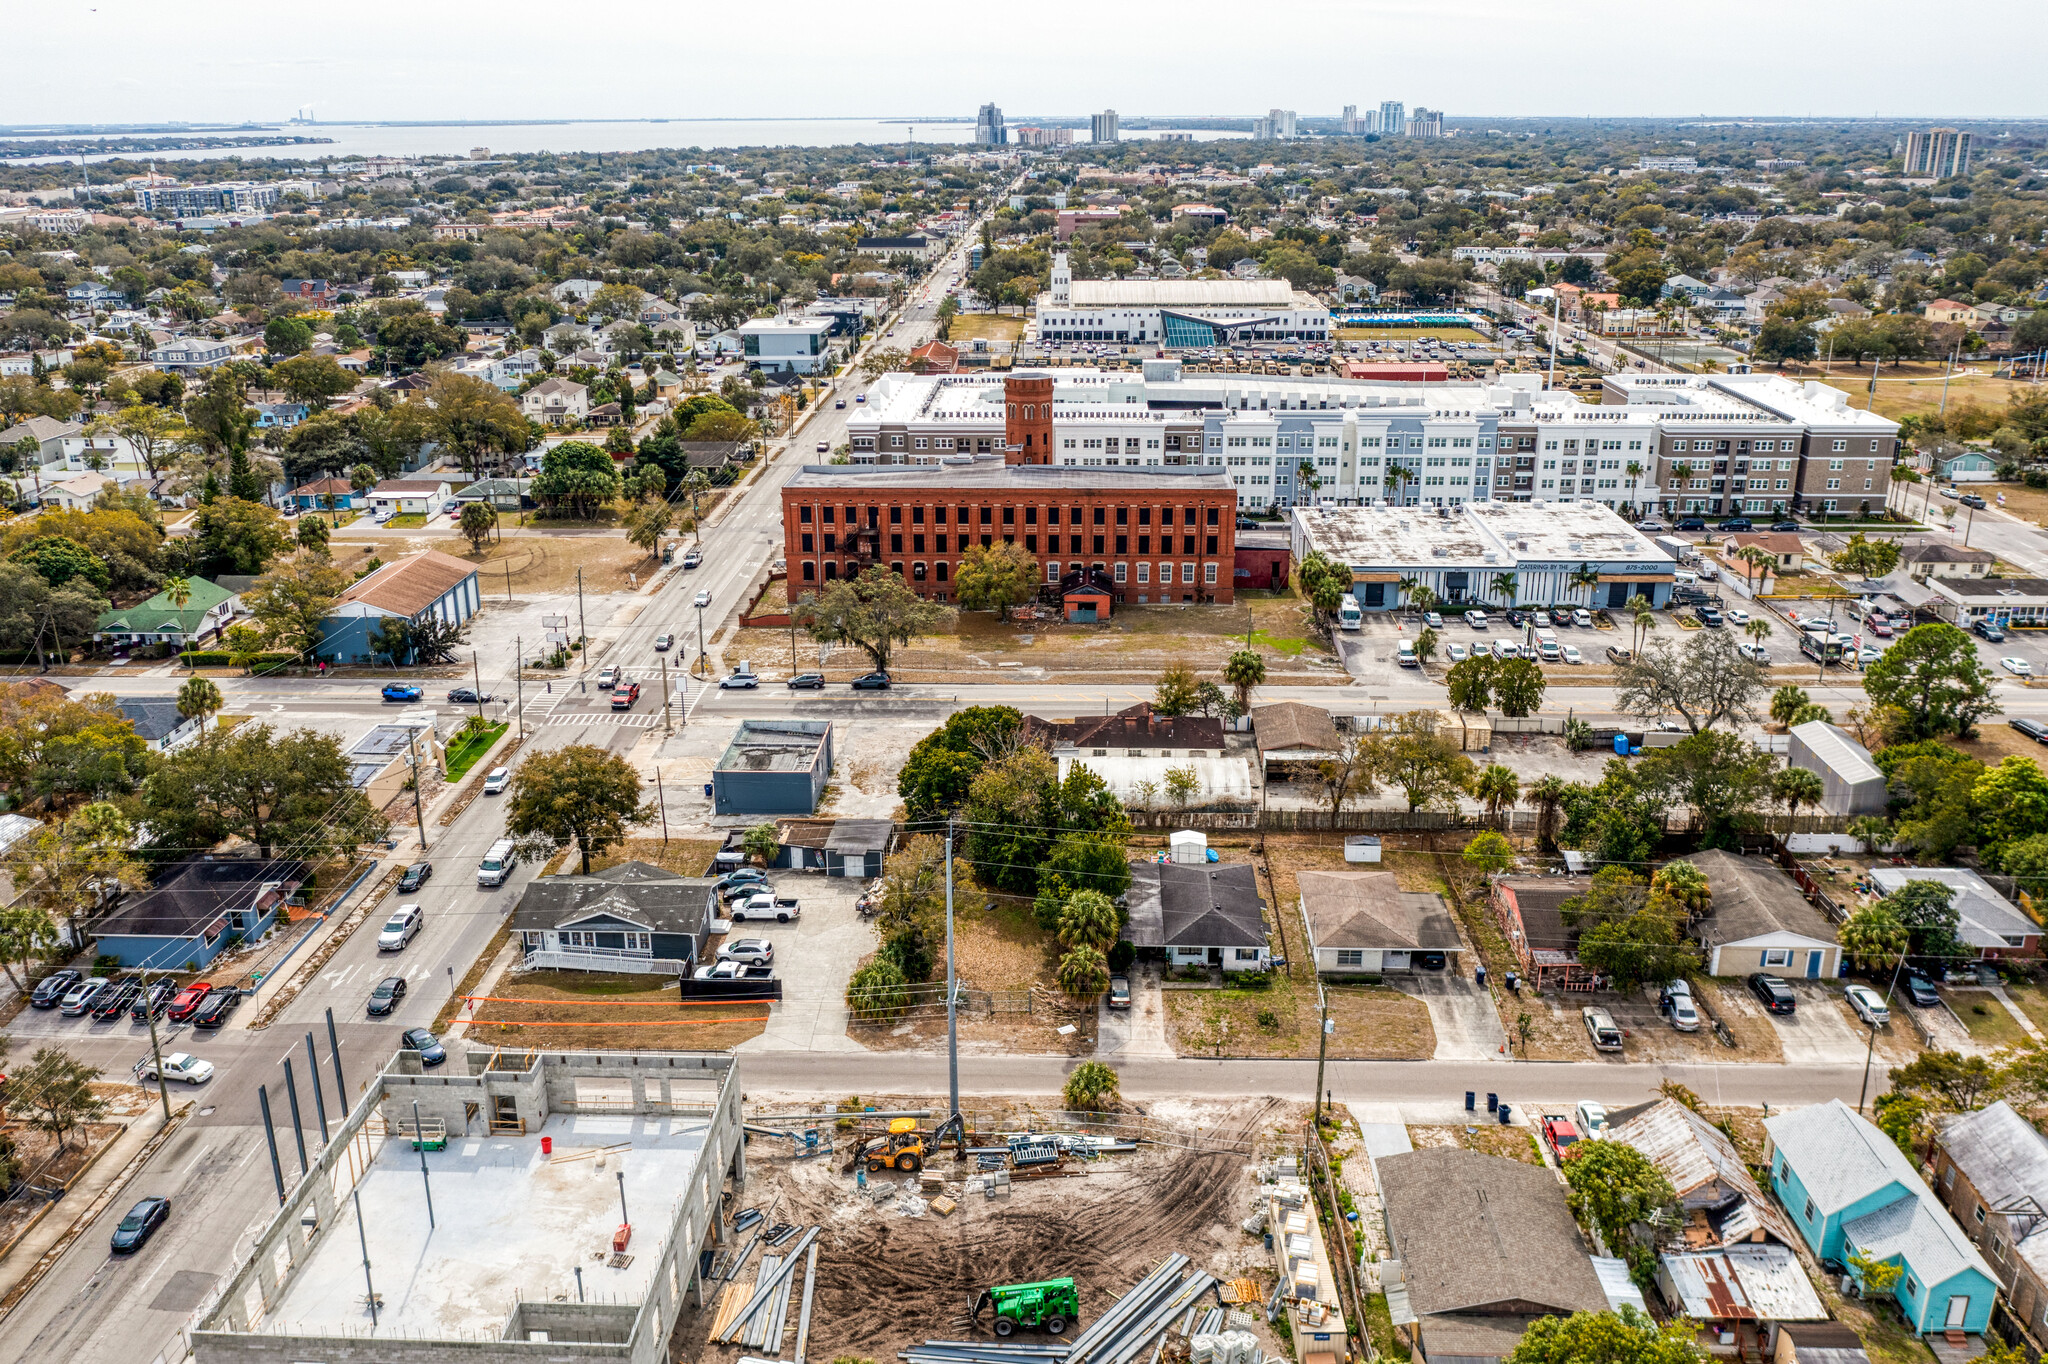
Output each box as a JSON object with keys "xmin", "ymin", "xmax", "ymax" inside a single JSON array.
[
  {"xmin": 166, "ymin": 982, "xmax": 214, "ymax": 1023},
  {"xmin": 1868, "ymin": 619, "xmax": 1894, "ymax": 637},
  {"xmin": 610, "ymin": 681, "xmax": 641, "ymax": 710},
  {"xmin": 1540, "ymin": 1114, "xmax": 1583, "ymax": 1161}
]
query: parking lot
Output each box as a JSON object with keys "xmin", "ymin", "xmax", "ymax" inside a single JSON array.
[{"xmin": 729, "ymin": 869, "xmax": 873, "ymax": 1054}]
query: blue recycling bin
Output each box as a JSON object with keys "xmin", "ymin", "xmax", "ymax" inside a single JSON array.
[
  {"xmin": 703, "ymin": 783, "xmax": 713, "ymax": 798},
  {"xmin": 1613, "ymin": 733, "xmax": 1630, "ymax": 756}
]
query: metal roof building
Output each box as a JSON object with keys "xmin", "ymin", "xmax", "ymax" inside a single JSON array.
[{"xmin": 1786, "ymin": 720, "xmax": 1886, "ymax": 816}]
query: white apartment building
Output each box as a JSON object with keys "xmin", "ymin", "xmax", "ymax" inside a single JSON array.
[{"xmin": 840, "ymin": 365, "xmax": 1900, "ymax": 518}]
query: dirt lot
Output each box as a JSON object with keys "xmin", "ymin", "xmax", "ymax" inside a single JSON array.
[
  {"xmin": 1164, "ymin": 980, "xmax": 1434, "ymax": 1059},
  {"xmin": 727, "ymin": 588, "xmax": 1346, "ymax": 684},
  {"xmin": 1408, "ymin": 1122, "xmax": 1544, "ymax": 1165},
  {"xmin": 948, "ymin": 314, "xmax": 1025, "ymax": 343},
  {"xmin": 687, "ymin": 1095, "xmax": 1298, "ymax": 1364},
  {"xmin": 1783, "ymin": 360, "xmax": 2040, "ymax": 424},
  {"xmin": 1701, "ymin": 979, "xmax": 1789, "ymax": 1064},
  {"xmin": 0, "ymin": 1120, "xmax": 126, "ymax": 1248},
  {"xmin": 459, "ymin": 968, "xmax": 767, "ymax": 1051},
  {"xmin": 431, "ymin": 534, "xmax": 659, "ymax": 595},
  {"xmin": 575, "ymin": 838, "xmax": 726, "ymax": 878}
]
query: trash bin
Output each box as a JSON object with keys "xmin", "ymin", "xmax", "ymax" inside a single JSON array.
[
  {"xmin": 1498, "ymin": 1103, "xmax": 1512, "ymax": 1125},
  {"xmin": 703, "ymin": 783, "xmax": 714, "ymax": 799}
]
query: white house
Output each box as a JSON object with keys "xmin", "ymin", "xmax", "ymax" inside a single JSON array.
[
  {"xmin": 368, "ymin": 478, "xmax": 452, "ymax": 517},
  {"xmin": 148, "ymin": 337, "xmax": 237, "ymax": 372},
  {"xmin": 551, "ymin": 278, "xmax": 604, "ymax": 305},
  {"xmin": 521, "ymin": 376, "xmax": 589, "ymax": 422},
  {"xmin": 41, "ymin": 471, "xmax": 115, "ymax": 511}
]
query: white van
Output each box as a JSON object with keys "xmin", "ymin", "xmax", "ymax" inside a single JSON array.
[
  {"xmin": 1396, "ymin": 639, "xmax": 1418, "ymax": 668},
  {"xmin": 1338, "ymin": 594, "xmax": 1362, "ymax": 630},
  {"xmin": 1671, "ymin": 569, "xmax": 1698, "ymax": 586},
  {"xmin": 477, "ymin": 839, "xmax": 519, "ymax": 887},
  {"xmin": 1536, "ymin": 631, "xmax": 1561, "ymax": 662}
]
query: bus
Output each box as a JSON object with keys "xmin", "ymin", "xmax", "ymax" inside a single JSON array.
[
  {"xmin": 1798, "ymin": 633, "xmax": 1847, "ymax": 667},
  {"xmin": 1338, "ymin": 594, "xmax": 1362, "ymax": 630}
]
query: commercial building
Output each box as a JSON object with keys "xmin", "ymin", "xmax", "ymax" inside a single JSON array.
[
  {"xmin": 1638, "ymin": 155, "xmax": 1701, "ymax": 172},
  {"xmin": 1341, "ymin": 105, "xmax": 1361, "ymax": 135},
  {"xmin": 317, "ymin": 548, "xmax": 481, "ymax": 665},
  {"xmin": 1013, "ymin": 125, "xmax": 1074, "ymax": 148},
  {"xmin": 192, "ymin": 1048, "xmax": 745, "ymax": 1364},
  {"xmin": 853, "ymin": 234, "xmax": 934, "ymax": 260},
  {"xmin": 713, "ymin": 719, "xmax": 834, "ymax": 816},
  {"xmin": 1091, "ymin": 110, "xmax": 1119, "ymax": 143},
  {"xmin": 1037, "ymin": 251, "xmax": 1330, "ymax": 347},
  {"xmin": 1379, "ymin": 100, "xmax": 1405, "ymax": 134},
  {"xmin": 1251, "ymin": 109, "xmax": 1297, "ymax": 141},
  {"xmin": 1903, "ymin": 127, "xmax": 1972, "ymax": 179},
  {"xmin": 738, "ymin": 315, "xmax": 834, "ymax": 374},
  {"xmin": 137, "ymin": 180, "xmax": 282, "ymax": 214},
  {"xmin": 976, "ymin": 103, "xmax": 1006, "ymax": 146},
  {"xmin": 93, "ymin": 856, "xmax": 305, "ymax": 969},
  {"xmin": 1290, "ymin": 498, "xmax": 1675, "ymax": 611}
]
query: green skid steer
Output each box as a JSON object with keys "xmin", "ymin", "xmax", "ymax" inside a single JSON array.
[{"xmin": 971, "ymin": 1277, "xmax": 1079, "ymax": 1336}]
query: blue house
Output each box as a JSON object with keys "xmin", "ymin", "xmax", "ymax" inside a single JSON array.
[
  {"xmin": 317, "ymin": 549, "xmax": 481, "ymax": 665},
  {"xmin": 1765, "ymin": 1100, "xmax": 1998, "ymax": 1336},
  {"xmin": 255, "ymin": 402, "xmax": 309, "ymax": 430},
  {"xmin": 1934, "ymin": 450, "xmax": 1998, "ymax": 483},
  {"xmin": 93, "ymin": 857, "xmax": 306, "ymax": 969}
]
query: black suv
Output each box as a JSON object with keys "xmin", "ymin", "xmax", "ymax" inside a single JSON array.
[
  {"xmin": 30, "ymin": 968, "xmax": 81, "ymax": 1009},
  {"xmin": 397, "ymin": 861, "xmax": 433, "ymax": 893},
  {"xmin": 1717, "ymin": 517, "xmax": 1753, "ymax": 532},
  {"xmin": 1675, "ymin": 517, "xmax": 1707, "ymax": 531},
  {"xmin": 1748, "ymin": 972, "xmax": 1796, "ymax": 1015}
]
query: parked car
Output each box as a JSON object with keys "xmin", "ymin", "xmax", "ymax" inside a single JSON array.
[
  {"xmin": 1605, "ymin": 645, "xmax": 1633, "ymax": 664},
  {"xmin": 1869, "ymin": 619, "xmax": 1894, "ymax": 637},
  {"xmin": 401, "ymin": 1027, "xmax": 447, "ymax": 1066},
  {"xmin": 1661, "ymin": 979, "xmax": 1700, "ymax": 1031},
  {"xmin": 1725, "ymin": 608, "xmax": 1750, "ymax": 626},
  {"xmin": 367, "ymin": 976, "xmax": 408, "ymax": 1016},
  {"xmin": 30, "ymin": 968, "xmax": 81, "ymax": 1009},
  {"xmin": 1465, "ymin": 610, "xmax": 1488, "ymax": 630},
  {"xmin": 1696, "ymin": 606, "xmax": 1724, "ymax": 628},
  {"xmin": 1583, "ymin": 1007, "xmax": 1624, "ymax": 1051},
  {"xmin": 1904, "ymin": 974, "xmax": 1940, "ymax": 1007},
  {"xmin": 730, "ymin": 893, "xmax": 801, "ymax": 924},
  {"xmin": 2004, "ymin": 657, "xmax": 2034, "ymax": 677},
  {"xmin": 715, "ymin": 869, "xmax": 769, "ymax": 894},
  {"xmin": 94, "ymin": 980, "xmax": 144, "ymax": 1020},
  {"xmin": 1770, "ymin": 521, "xmax": 1801, "ymax": 533},
  {"xmin": 130, "ymin": 978, "xmax": 178, "ymax": 1022},
  {"xmin": 611, "ymin": 681, "xmax": 642, "ymax": 709},
  {"xmin": 192, "ymin": 988, "xmax": 241, "ymax": 1029},
  {"xmin": 381, "ymin": 684, "xmax": 422, "ymax": 703},
  {"xmin": 483, "ymin": 766, "xmax": 511, "ymax": 794},
  {"xmin": 378, "ymin": 903, "xmax": 425, "ymax": 951},
  {"xmin": 597, "ymin": 665, "xmax": 619, "ymax": 689},
  {"xmin": 135, "ymin": 1052, "xmax": 214, "ymax": 1085},
  {"xmin": 1748, "ymin": 972, "xmax": 1797, "ymax": 1014},
  {"xmin": 1718, "ymin": 517, "xmax": 1753, "ymax": 532},
  {"xmin": 110, "ymin": 1196, "xmax": 170, "ymax": 1253},
  {"xmin": 718, "ymin": 938, "xmax": 775, "ymax": 966},
  {"xmin": 654, "ymin": 634, "xmax": 674, "ymax": 650},
  {"xmin": 850, "ymin": 672, "xmax": 892, "ymax": 690},
  {"xmin": 1446, "ymin": 641, "xmax": 1469, "ymax": 662},
  {"xmin": 1845, "ymin": 984, "xmax": 1892, "ymax": 1027},
  {"xmin": 2011, "ymin": 718, "xmax": 2048, "ymax": 744},
  {"xmin": 1634, "ymin": 520, "xmax": 1666, "ymax": 533},
  {"xmin": 1974, "ymin": 619, "xmax": 2008, "ymax": 643},
  {"xmin": 1738, "ymin": 643, "xmax": 1770, "ymax": 664},
  {"xmin": 1108, "ymin": 975, "xmax": 1131, "ymax": 1010},
  {"xmin": 1574, "ymin": 1101, "xmax": 1609, "ymax": 1137},
  {"xmin": 1675, "ymin": 518, "xmax": 1706, "ymax": 532},
  {"xmin": 720, "ymin": 673, "xmax": 758, "ymax": 690},
  {"xmin": 1572, "ymin": 609, "xmax": 1594, "ymax": 628},
  {"xmin": 1540, "ymin": 1114, "xmax": 1583, "ymax": 1158},
  {"xmin": 1562, "ymin": 644, "xmax": 1583, "ymax": 664},
  {"xmin": 447, "ymin": 687, "xmax": 492, "ymax": 704},
  {"xmin": 1423, "ymin": 611, "xmax": 1444, "ymax": 629},
  {"xmin": 1504, "ymin": 609, "xmax": 1526, "ymax": 628},
  {"xmin": 1961, "ymin": 494, "xmax": 1987, "ymax": 510},
  {"xmin": 681, "ymin": 550, "xmax": 702, "ymax": 569},
  {"xmin": 787, "ymin": 672, "xmax": 826, "ymax": 689},
  {"xmin": 397, "ymin": 861, "xmax": 432, "ymax": 893},
  {"xmin": 166, "ymin": 982, "xmax": 215, "ymax": 1022}
]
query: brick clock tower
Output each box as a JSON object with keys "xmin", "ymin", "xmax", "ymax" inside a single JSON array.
[{"xmin": 1003, "ymin": 372, "xmax": 1054, "ymax": 464}]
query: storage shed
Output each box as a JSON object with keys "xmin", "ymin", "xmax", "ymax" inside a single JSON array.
[{"xmin": 1786, "ymin": 721, "xmax": 1886, "ymax": 816}]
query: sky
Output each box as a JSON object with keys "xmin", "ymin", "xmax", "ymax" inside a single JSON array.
[{"xmin": 7, "ymin": 0, "xmax": 2048, "ymax": 127}]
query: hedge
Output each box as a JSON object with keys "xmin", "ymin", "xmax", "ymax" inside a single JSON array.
[{"xmin": 177, "ymin": 650, "xmax": 299, "ymax": 670}]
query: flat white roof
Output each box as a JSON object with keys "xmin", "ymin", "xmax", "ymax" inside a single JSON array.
[
  {"xmin": 1295, "ymin": 499, "xmax": 1668, "ymax": 570},
  {"xmin": 738, "ymin": 315, "xmax": 833, "ymax": 334},
  {"xmin": 1066, "ymin": 279, "xmax": 1303, "ymax": 308}
]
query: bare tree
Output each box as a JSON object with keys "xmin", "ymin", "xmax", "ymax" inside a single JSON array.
[{"xmin": 1616, "ymin": 633, "xmax": 1768, "ymax": 734}]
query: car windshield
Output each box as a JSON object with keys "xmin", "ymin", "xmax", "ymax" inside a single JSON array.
[
  {"xmin": 374, "ymin": 981, "xmax": 397, "ymax": 997},
  {"xmin": 385, "ymin": 916, "xmax": 407, "ymax": 930},
  {"xmin": 118, "ymin": 1213, "xmax": 145, "ymax": 1231},
  {"xmin": 406, "ymin": 1029, "xmax": 434, "ymax": 1047}
]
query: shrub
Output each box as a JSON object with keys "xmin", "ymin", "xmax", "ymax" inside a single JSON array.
[
  {"xmin": 846, "ymin": 958, "xmax": 910, "ymax": 1020},
  {"xmin": 1255, "ymin": 1008, "xmax": 1280, "ymax": 1031},
  {"xmin": 1106, "ymin": 940, "xmax": 1136, "ymax": 972},
  {"xmin": 177, "ymin": 650, "xmax": 297, "ymax": 670},
  {"xmin": 1063, "ymin": 1061, "xmax": 1120, "ymax": 1112}
]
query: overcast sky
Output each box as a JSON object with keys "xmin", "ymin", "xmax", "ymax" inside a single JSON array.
[{"xmin": 8, "ymin": 0, "xmax": 2047, "ymax": 127}]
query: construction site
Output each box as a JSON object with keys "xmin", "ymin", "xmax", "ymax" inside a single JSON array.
[{"xmin": 685, "ymin": 1093, "xmax": 1318, "ymax": 1364}]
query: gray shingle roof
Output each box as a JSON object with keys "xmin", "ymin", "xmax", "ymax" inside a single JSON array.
[
  {"xmin": 1299, "ymin": 871, "xmax": 1460, "ymax": 953},
  {"xmin": 1682, "ymin": 849, "xmax": 1836, "ymax": 949},
  {"xmin": 509, "ymin": 863, "xmax": 715, "ymax": 936},
  {"xmin": 1122, "ymin": 860, "xmax": 1264, "ymax": 950}
]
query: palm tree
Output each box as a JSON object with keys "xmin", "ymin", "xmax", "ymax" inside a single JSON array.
[
  {"xmin": 1567, "ymin": 563, "xmax": 1600, "ymax": 606},
  {"xmin": 1223, "ymin": 648, "xmax": 1266, "ymax": 715},
  {"xmin": 1473, "ymin": 764, "xmax": 1520, "ymax": 827},
  {"xmin": 163, "ymin": 576, "xmax": 193, "ymax": 669},
  {"xmin": 1736, "ymin": 546, "xmax": 1776, "ymax": 593},
  {"xmin": 1847, "ymin": 815, "xmax": 1893, "ymax": 855},
  {"xmin": 1296, "ymin": 458, "xmax": 1321, "ymax": 506},
  {"xmin": 1383, "ymin": 461, "xmax": 1416, "ymax": 505},
  {"xmin": 176, "ymin": 675, "xmax": 223, "ymax": 738},
  {"xmin": 1773, "ymin": 767, "xmax": 1826, "ymax": 822},
  {"xmin": 1623, "ymin": 593, "xmax": 1653, "ymax": 653},
  {"xmin": 1490, "ymin": 572, "xmax": 1518, "ymax": 609},
  {"xmin": 1527, "ymin": 775, "xmax": 1568, "ymax": 852},
  {"xmin": 1625, "ymin": 459, "xmax": 1645, "ymax": 515},
  {"xmin": 1745, "ymin": 617, "xmax": 1772, "ymax": 651}
]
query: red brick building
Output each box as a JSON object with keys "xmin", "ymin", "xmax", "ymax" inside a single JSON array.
[{"xmin": 780, "ymin": 459, "xmax": 1239, "ymax": 605}]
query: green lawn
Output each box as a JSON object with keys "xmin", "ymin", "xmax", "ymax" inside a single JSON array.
[
  {"xmin": 1954, "ymin": 993, "xmax": 2030, "ymax": 1049},
  {"xmin": 385, "ymin": 513, "xmax": 428, "ymax": 528},
  {"xmin": 445, "ymin": 721, "xmax": 509, "ymax": 782}
]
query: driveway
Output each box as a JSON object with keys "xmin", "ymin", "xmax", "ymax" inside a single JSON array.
[
  {"xmin": 1769, "ymin": 982, "xmax": 1874, "ymax": 1065},
  {"xmin": 1399, "ymin": 969, "xmax": 1507, "ymax": 1061},
  {"xmin": 732, "ymin": 871, "xmax": 870, "ymax": 1054},
  {"xmin": 1096, "ymin": 962, "xmax": 1174, "ymax": 1060}
]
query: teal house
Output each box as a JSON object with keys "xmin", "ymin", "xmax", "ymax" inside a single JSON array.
[{"xmin": 1764, "ymin": 1100, "xmax": 1998, "ymax": 1336}]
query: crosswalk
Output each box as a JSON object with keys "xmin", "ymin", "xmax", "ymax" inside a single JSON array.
[{"xmin": 545, "ymin": 711, "xmax": 659, "ymax": 728}]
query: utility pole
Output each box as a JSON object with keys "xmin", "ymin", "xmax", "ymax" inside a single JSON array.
[
  {"xmin": 471, "ymin": 651, "xmax": 486, "ymax": 726},
  {"xmin": 1546, "ymin": 288, "xmax": 1561, "ymax": 390},
  {"xmin": 660, "ymin": 655, "xmax": 672, "ymax": 734},
  {"xmin": 405, "ymin": 724, "xmax": 428, "ymax": 851},
  {"xmin": 514, "ymin": 636, "xmax": 524, "ymax": 738},
  {"xmin": 695, "ymin": 603, "xmax": 708, "ymax": 677},
  {"xmin": 140, "ymin": 965, "xmax": 172, "ymax": 1122},
  {"xmin": 1313, "ymin": 978, "xmax": 1331, "ymax": 1126},
  {"xmin": 655, "ymin": 769, "xmax": 669, "ymax": 843},
  {"xmin": 575, "ymin": 566, "xmax": 587, "ymax": 667},
  {"xmin": 945, "ymin": 817, "xmax": 960, "ymax": 1135}
]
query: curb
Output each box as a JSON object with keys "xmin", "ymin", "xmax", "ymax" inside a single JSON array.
[{"xmin": 0, "ymin": 1102, "xmax": 193, "ymax": 1322}]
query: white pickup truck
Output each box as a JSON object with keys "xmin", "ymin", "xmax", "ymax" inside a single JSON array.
[
  {"xmin": 691, "ymin": 960, "xmax": 775, "ymax": 982},
  {"xmin": 135, "ymin": 1052, "xmax": 215, "ymax": 1085},
  {"xmin": 729, "ymin": 893, "xmax": 801, "ymax": 924}
]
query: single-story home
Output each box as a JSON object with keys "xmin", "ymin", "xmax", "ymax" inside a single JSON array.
[
  {"xmin": 1901, "ymin": 543, "xmax": 1996, "ymax": 582},
  {"xmin": 1024, "ymin": 702, "xmax": 1248, "ymax": 806},
  {"xmin": 116, "ymin": 697, "xmax": 211, "ymax": 753},
  {"xmin": 288, "ymin": 477, "xmax": 363, "ymax": 511},
  {"xmin": 1379, "ymin": 1148, "xmax": 1611, "ymax": 1364},
  {"xmin": 94, "ymin": 576, "xmax": 240, "ymax": 650},
  {"xmin": 317, "ymin": 548, "xmax": 481, "ymax": 665},
  {"xmin": 1867, "ymin": 866, "xmax": 2043, "ymax": 961},
  {"xmin": 453, "ymin": 477, "xmax": 534, "ymax": 511},
  {"xmin": 679, "ymin": 442, "xmax": 749, "ymax": 481},
  {"xmin": 41, "ymin": 470, "xmax": 114, "ymax": 511},
  {"xmin": 1680, "ymin": 849, "xmax": 1840, "ymax": 979},
  {"xmin": 1933, "ymin": 450, "xmax": 1998, "ymax": 483},
  {"xmin": 1786, "ymin": 721, "xmax": 1887, "ymax": 816},
  {"xmin": 1490, "ymin": 873, "xmax": 1593, "ymax": 987},
  {"xmin": 1765, "ymin": 1099, "xmax": 1998, "ymax": 1337},
  {"xmin": 1607, "ymin": 1097, "xmax": 1798, "ymax": 1248},
  {"xmin": 1251, "ymin": 702, "xmax": 1343, "ymax": 779},
  {"xmin": 368, "ymin": 478, "xmax": 452, "ymax": 517},
  {"xmin": 1122, "ymin": 859, "xmax": 1269, "ymax": 972},
  {"xmin": 770, "ymin": 818, "xmax": 891, "ymax": 878},
  {"xmin": 1931, "ymin": 1102, "xmax": 2048, "ymax": 1347},
  {"xmin": 1299, "ymin": 869, "xmax": 1462, "ymax": 975},
  {"xmin": 93, "ymin": 856, "xmax": 306, "ymax": 969},
  {"xmin": 510, "ymin": 860, "xmax": 716, "ymax": 975},
  {"xmin": 1724, "ymin": 532, "xmax": 1807, "ymax": 574},
  {"xmin": 1657, "ymin": 1246, "xmax": 1830, "ymax": 1353}
]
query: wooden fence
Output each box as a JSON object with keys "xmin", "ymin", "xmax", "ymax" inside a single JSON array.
[{"xmin": 1119, "ymin": 808, "xmax": 1859, "ymax": 836}]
